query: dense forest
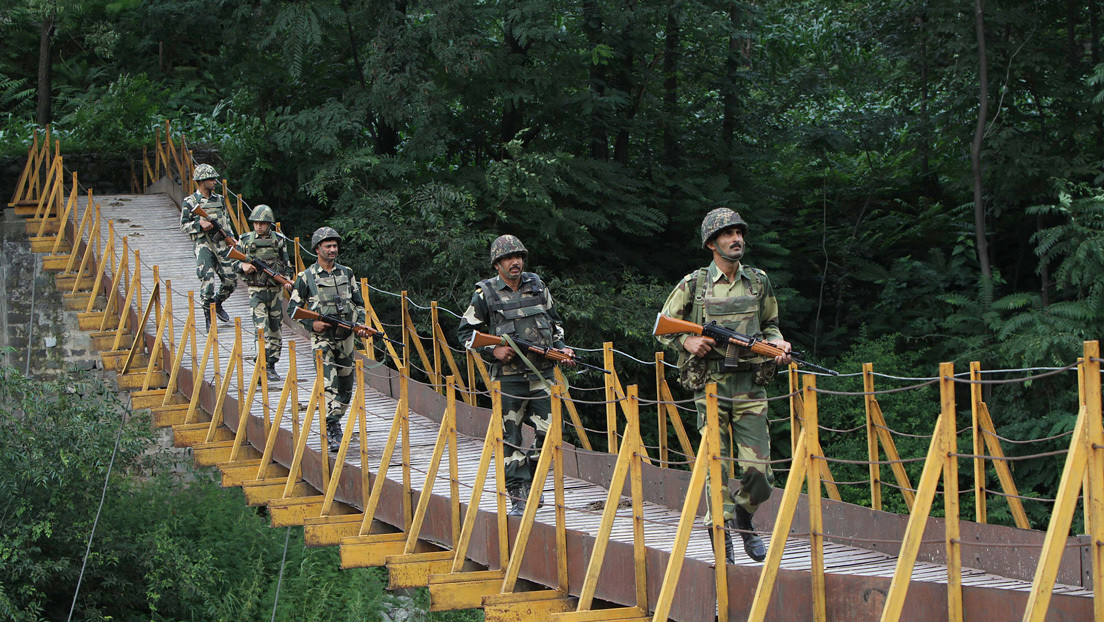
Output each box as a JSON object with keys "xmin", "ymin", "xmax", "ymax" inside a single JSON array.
[{"xmin": 4, "ymin": 1, "xmax": 1104, "ymax": 529}]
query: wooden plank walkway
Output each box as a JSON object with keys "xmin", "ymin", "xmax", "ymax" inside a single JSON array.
[{"xmin": 68, "ymin": 192, "xmax": 1092, "ymax": 604}]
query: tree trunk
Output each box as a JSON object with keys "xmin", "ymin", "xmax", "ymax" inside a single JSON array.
[
  {"xmin": 662, "ymin": 4, "xmax": 680, "ymax": 169},
  {"xmin": 500, "ymin": 24, "xmax": 529, "ymax": 146},
  {"xmin": 373, "ymin": 0, "xmax": 404, "ymax": 156},
  {"xmin": 971, "ymin": 0, "xmax": 992, "ymax": 282},
  {"xmin": 721, "ymin": 4, "xmax": 741, "ymax": 170},
  {"xmin": 36, "ymin": 14, "xmax": 54, "ymax": 126},
  {"xmin": 611, "ymin": 3, "xmax": 636, "ymax": 165},
  {"xmin": 584, "ymin": 0, "xmax": 609, "ymax": 160},
  {"xmin": 1091, "ymin": 0, "xmax": 1102, "ymax": 151}
]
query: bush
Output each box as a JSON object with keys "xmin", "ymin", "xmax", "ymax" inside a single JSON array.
[{"xmin": 60, "ymin": 73, "xmax": 167, "ymax": 153}]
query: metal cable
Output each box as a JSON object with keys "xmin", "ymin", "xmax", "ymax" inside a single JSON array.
[
  {"xmin": 270, "ymin": 527, "xmax": 291, "ymax": 622},
  {"xmin": 813, "ymin": 379, "xmax": 939, "ymax": 396},
  {"xmin": 949, "ymin": 362, "xmax": 1079, "ymax": 385},
  {"xmin": 979, "ymin": 426, "xmax": 1075, "ymax": 445},
  {"xmin": 67, "ymin": 392, "xmax": 130, "ymax": 622}
]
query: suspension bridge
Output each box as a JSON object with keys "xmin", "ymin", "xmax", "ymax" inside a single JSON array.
[{"xmin": 7, "ymin": 124, "xmax": 1103, "ymax": 620}]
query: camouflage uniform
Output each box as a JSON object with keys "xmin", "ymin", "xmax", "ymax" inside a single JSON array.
[
  {"xmin": 235, "ymin": 228, "xmax": 292, "ymax": 366},
  {"xmin": 457, "ymin": 271, "xmax": 567, "ymax": 497},
  {"xmin": 659, "ymin": 260, "xmax": 782, "ymax": 525},
  {"xmin": 180, "ymin": 189, "xmax": 237, "ymax": 315},
  {"xmin": 286, "ymin": 262, "xmax": 365, "ymax": 426}
]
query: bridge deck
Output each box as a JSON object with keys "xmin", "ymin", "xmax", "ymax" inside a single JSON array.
[{"xmin": 72, "ymin": 192, "xmax": 1092, "ymax": 616}]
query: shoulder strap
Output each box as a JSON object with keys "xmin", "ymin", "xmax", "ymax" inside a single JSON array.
[
  {"xmin": 477, "ymin": 278, "xmax": 498, "ymax": 307},
  {"xmin": 689, "ymin": 268, "xmax": 709, "ymax": 324}
]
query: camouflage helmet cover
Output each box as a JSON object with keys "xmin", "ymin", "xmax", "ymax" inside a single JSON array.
[
  {"xmin": 248, "ymin": 204, "xmax": 275, "ymax": 223},
  {"xmin": 193, "ymin": 163, "xmax": 219, "ymax": 181},
  {"xmin": 311, "ymin": 226, "xmax": 342, "ymax": 250},
  {"xmin": 700, "ymin": 208, "xmax": 749, "ymax": 249},
  {"xmin": 489, "ymin": 234, "xmax": 528, "ymax": 265}
]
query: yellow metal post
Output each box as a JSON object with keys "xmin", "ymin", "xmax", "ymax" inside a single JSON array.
[
  {"xmin": 603, "ymin": 342, "xmax": 618, "ymax": 453},
  {"xmin": 879, "ymin": 365, "xmax": 953, "ymax": 622},
  {"xmin": 942, "ymin": 363, "xmax": 962, "ymax": 620},
  {"xmin": 863, "ymin": 363, "xmax": 882, "ymax": 511},
  {"xmin": 1023, "ymin": 342, "xmax": 1100, "ymax": 621},
  {"xmin": 805, "ymin": 376, "xmax": 826, "ymax": 621}
]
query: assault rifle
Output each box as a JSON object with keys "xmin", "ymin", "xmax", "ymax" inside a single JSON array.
[
  {"xmin": 652, "ymin": 314, "xmax": 839, "ymax": 376},
  {"xmin": 191, "ymin": 204, "xmax": 238, "ymax": 246},
  {"xmin": 226, "ymin": 247, "xmax": 293, "ymax": 288},
  {"xmin": 466, "ymin": 330, "xmax": 611, "ymax": 375},
  {"xmin": 290, "ymin": 306, "xmax": 405, "ymax": 348}
]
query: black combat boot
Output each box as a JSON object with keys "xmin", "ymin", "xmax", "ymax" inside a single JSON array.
[
  {"xmin": 708, "ymin": 526, "xmax": 736, "ymax": 565},
  {"xmin": 203, "ymin": 307, "xmax": 212, "ymax": 332},
  {"xmin": 507, "ymin": 484, "xmax": 528, "ymax": 517},
  {"xmin": 214, "ymin": 299, "xmax": 230, "ymax": 323},
  {"xmin": 266, "ymin": 362, "xmax": 281, "ymax": 382},
  {"xmin": 733, "ymin": 506, "xmax": 766, "ymax": 562},
  {"xmin": 326, "ymin": 420, "xmax": 342, "ymax": 453}
]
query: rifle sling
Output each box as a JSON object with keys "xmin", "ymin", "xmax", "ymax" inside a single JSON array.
[{"xmin": 502, "ymin": 334, "xmax": 555, "ymax": 388}]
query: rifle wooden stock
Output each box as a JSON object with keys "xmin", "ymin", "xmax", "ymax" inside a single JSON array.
[
  {"xmin": 226, "ymin": 247, "xmax": 293, "ymax": 287},
  {"xmin": 290, "ymin": 306, "xmax": 404, "ymax": 347},
  {"xmin": 466, "ymin": 331, "xmax": 610, "ymax": 373},
  {"xmin": 191, "ymin": 205, "xmax": 238, "ymax": 246},
  {"xmin": 653, "ymin": 313, "xmax": 838, "ymax": 375},
  {"xmin": 653, "ymin": 313, "xmax": 786, "ymax": 358}
]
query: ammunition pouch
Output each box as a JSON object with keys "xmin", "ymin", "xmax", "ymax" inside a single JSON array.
[
  {"xmin": 719, "ymin": 358, "xmax": 777, "ymax": 386},
  {"xmin": 678, "ymin": 355, "xmax": 709, "ymax": 391}
]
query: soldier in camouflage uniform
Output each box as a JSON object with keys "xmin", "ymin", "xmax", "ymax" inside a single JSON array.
[
  {"xmin": 180, "ymin": 164, "xmax": 237, "ymax": 331},
  {"xmin": 286, "ymin": 227, "xmax": 366, "ymax": 452},
  {"xmin": 656, "ymin": 208, "xmax": 792, "ymax": 563},
  {"xmin": 457, "ymin": 235, "xmax": 574, "ymax": 517},
  {"xmin": 235, "ymin": 204, "xmax": 294, "ymax": 382}
]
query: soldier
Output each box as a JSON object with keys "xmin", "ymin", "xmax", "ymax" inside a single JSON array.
[
  {"xmin": 180, "ymin": 163, "xmax": 237, "ymax": 331},
  {"xmin": 457, "ymin": 235, "xmax": 573, "ymax": 516},
  {"xmin": 286, "ymin": 227, "xmax": 365, "ymax": 452},
  {"xmin": 235, "ymin": 204, "xmax": 294, "ymax": 382},
  {"xmin": 656, "ymin": 208, "xmax": 792, "ymax": 563}
]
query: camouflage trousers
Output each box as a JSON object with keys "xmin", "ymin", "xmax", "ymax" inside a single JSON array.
[
  {"xmin": 248, "ymin": 286, "xmax": 284, "ymax": 364},
  {"xmin": 194, "ymin": 242, "xmax": 236, "ymax": 307},
  {"xmin": 311, "ymin": 332, "xmax": 356, "ymax": 425},
  {"xmin": 695, "ymin": 371, "xmax": 774, "ymax": 523},
  {"xmin": 499, "ymin": 376, "xmax": 553, "ymax": 490}
]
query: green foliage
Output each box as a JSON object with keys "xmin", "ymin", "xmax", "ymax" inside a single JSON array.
[
  {"xmin": 5, "ymin": 0, "xmax": 1104, "ymax": 534},
  {"xmin": 0, "ymin": 362, "xmax": 481, "ymax": 621},
  {"xmin": 0, "ymin": 363, "xmax": 151, "ymax": 621},
  {"xmin": 60, "ymin": 73, "xmax": 168, "ymax": 152}
]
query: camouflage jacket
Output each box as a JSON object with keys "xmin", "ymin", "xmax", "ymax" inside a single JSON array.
[
  {"xmin": 286, "ymin": 262, "xmax": 366, "ymax": 337},
  {"xmin": 235, "ymin": 231, "xmax": 292, "ymax": 288},
  {"xmin": 657, "ymin": 260, "xmax": 783, "ymax": 369},
  {"xmin": 457, "ymin": 272, "xmax": 566, "ymax": 380},
  {"xmin": 180, "ymin": 190, "xmax": 232, "ymax": 251}
]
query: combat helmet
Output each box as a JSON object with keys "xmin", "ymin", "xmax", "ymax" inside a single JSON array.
[
  {"xmin": 489, "ymin": 235, "xmax": 528, "ymax": 266},
  {"xmin": 193, "ymin": 163, "xmax": 219, "ymax": 181},
  {"xmin": 700, "ymin": 208, "xmax": 749, "ymax": 249},
  {"xmin": 248, "ymin": 204, "xmax": 275, "ymax": 223},
  {"xmin": 311, "ymin": 226, "xmax": 342, "ymax": 250}
]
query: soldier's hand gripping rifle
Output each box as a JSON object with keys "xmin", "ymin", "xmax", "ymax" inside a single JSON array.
[
  {"xmin": 289, "ymin": 306, "xmax": 405, "ymax": 348},
  {"xmin": 225, "ymin": 247, "xmax": 293, "ymax": 288},
  {"xmin": 191, "ymin": 204, "xmax": 239, "ymax": 246},
  {"xmin": 652, "ymin": 314, "xmax": 839, "ymax": 376},
  {"xmin": 466, "ymin": 330, "xmax": 611, "ymax": 374}
]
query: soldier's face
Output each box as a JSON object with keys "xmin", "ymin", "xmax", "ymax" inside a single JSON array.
[
  {"xmin": 317, "ymin": 240, "xmax": 339, "ymax": 262},
  {"xmin": 252, "ymin": 221, "xmax": 271, "ymax": 235},
  {"xmin": 495, "ymin": 253, "xmax": 525, "ymax": 281},
  {"xmin": 708, "ymin": 227, "xmax": 745, "ymax": 262},
  {"xmin": 200, "ymin": 178, "xmax": 217, "ymax": 191}
]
